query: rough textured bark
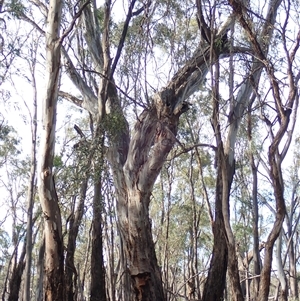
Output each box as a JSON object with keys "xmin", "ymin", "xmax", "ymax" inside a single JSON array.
[
  {"xmin": 114, "ymin": 108, "xmax": 181, "ymax": 301},
  {"xmin": 38, "ymin": 0, "xmax": 64, "ymax": 300},
  {"xmin": 90, "ymin": 135, "xmax": 106, "ymax": 301},
  {"xmin": 202, "ymin": 156, "xmax": 228, "ymax": 301},
  {"xmin": 250, "ymin": 157, "xmax": 261, "ymax": 297},
  {"xmin": 7, "ymin": 242, "xmax": 26, "ymax": 301}
]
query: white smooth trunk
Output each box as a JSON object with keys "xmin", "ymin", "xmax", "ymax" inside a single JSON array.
[{"xmin": 38, "ymin": 0, "xmax": 63, "ymax": 300}]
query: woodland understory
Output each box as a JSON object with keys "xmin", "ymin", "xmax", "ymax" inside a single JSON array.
[{"xmin": 0, "ymin": 0, "xmax": 300, "ymax": 301}]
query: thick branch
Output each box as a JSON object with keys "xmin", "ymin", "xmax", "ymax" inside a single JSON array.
[
  {"xmin": 62, "ymin": 48, "xmax": 98, "ymax": 115},
  {"xmin": 82, "ymin": 1, "xmax": 104, "ymax": 71}
]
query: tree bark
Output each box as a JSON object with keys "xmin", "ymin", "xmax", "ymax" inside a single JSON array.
[
  {"xmin": 247, "ymin": 107, "xmax": 261, "ymax": 298},
  {"xmin": 202, "ymin": 162, "xmax": 228, "ymax": 301},
  {"xmin": 38, "ymin": 0, "xmax": 64, "ymax": 300},
  {"xmin": 65, "ymin": 175, "xmax": 89, "ymax": 301},
  {"xmin": 23, "ymin": 46, "xmax": 38, "ymax": 301},
  {"xmin": 276, "ymin": 230, "xmax": 287, "ymax": 301},
  {"xmin": 35, "ymin": 238, "xmax": 45, "ymax": 301},
  {"xmin": 286, "ymin": 209, "xmax": 299, "ymax": 300},
  {"xmin": 90, "ymin": 134, "xmax": 107, "ymax": 301},
  {"xmin": 207, "ymin": 50, "xmax": 244, "ymax": 300},
  {"xmin": 7, "ymin": 242, "xmax": 26, "ymax": 301}
]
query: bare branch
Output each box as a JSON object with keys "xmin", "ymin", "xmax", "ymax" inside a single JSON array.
[
  {"xmin": 61, "ymin": 48, "xmax": 98, "ymax": 115},
  {"xmin": 58, "ymin": 91, "xmax": 83, "ymax": 107},
  {"xmin": 60, "ymin": 0, "xmax": 91, "ymax": 43},
  {"xmin": 110, "ymin": 0, "xmax": 137, "ymax": 78}
]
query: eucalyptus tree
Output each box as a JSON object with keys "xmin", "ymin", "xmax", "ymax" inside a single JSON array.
[
  {"xmin": 195, "ymin": 0, "xmax": 300, "ymax": 300},
  {"xmin": 23, "ymin": 37, "xmax": 38, "ymax": 301},
  {"xmin": 47, "ymin": 1, "xmax": 232, "ymax": 300},
  {"xmin": 38, "ymin": 0, "xmax": 64, "ymax": 299},
  {"xmin": 60, "ymin": 1, "xmax": 232, "ymax": 299},
  {"xmin": 228, "ymin": 1, "xmax": 300, "ymax": 299}
]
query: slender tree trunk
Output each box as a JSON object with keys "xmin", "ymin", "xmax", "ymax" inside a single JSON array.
[
  {"xmin": 206, "ymin": 54, "xmax": 244, "ymax": 301},
  {"xmin": 258, "ymin": 147, "xmax": 288, "ymax": 301},
  {"xmin": 285, "ymin": 191, "xmax": 299, "ymax": 300},
  {"xmin": 276, "ymin": 230, "xmax": 287, "ymax": 301},
  {"xmin": 251, "ymin": 159, "xmax": 261, "ymax": 297},
  {"xmin": 202, "ymin": 148, "xmax": 228, "ymax": 301},
  {"xmin": 90, "ymin": 134, "xmax": 106, "ymax": 301},
  {"xmin": 287, "ymin": 224, "xmax": 298, "ymax": 300},
  {"xmin": 38, "ymin": 0, "xmax": 64, "ymax": 300},
  {"xmin": 288, "ymin": 240, "xmax": 298, "ymax": 299},
  {"xmin": 221, "ymin": 152, "xmax": 244, "ymax": 301},
  {"xmin": 257, "ymin": 164, "xmax": 286, "ymax": 301},
  {"xmin": 90, "ymin": 180, "xmax": 106, "ymax": 301},
  {"xmin": 8, "ymin": 241, "xmax": 26, "ymax": 301},
  {"xmin": 162, "ymin": 167, "xmax": 172, "ymax": 301},
  {"xmin": 104, "ymin": 193, "xmax": 117, "ymax": 301},
  {"xmin": 23, "ymin": 46, "xmax": 38, "ymax": 301},
  {"xmin": 65, "ymin": 154, "xmax": 91, "ymax": 301},
  {"xmin": 246, "ymin": 105, "xmax": 261, "ymax": 299},
  {"xmin": 65, "ymin": 182, "xmax": 89, "ymax": 301},
  {"xmin": 189, "ymin": 154, "xmax": 200, "ymax": 300},
  {"xmin": 35, "ymin": 238, "xmax": 45, "ymax": 301}
]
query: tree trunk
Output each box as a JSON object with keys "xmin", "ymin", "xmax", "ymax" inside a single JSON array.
[
  {"xmin": 202, "ymin": 149, "xmax": 228, "ymax": 301},
  {"xmin": 286, "ymin": 191, "xmax": 299, "ymax": 300},
  {"xmin": 257, "ymin": 159, "xmax": 287, "ymax": 301},
  {"xmin": 206, "ymin": 52, "xmax": 244, "ymax": 301},
  {"xmin": 35, "ymin": 238, "xmax": 45, "ymax": 301},
  {"xmin": 8, "ymin": 242, "xmax": 26, "ymax": 301},
  {"xmin": 90, "ymin": 182, "xmax": 106, "ymax": 301},
  {"xmin": 118, "ymin": 189, "xmax": 164, "ymax": 301},
  {"xmin": 288, "ymin": 239, "xmax": 298, "ymax": 299},
  {"xmin": 38, "ymin": 0, "xmax": 64, "ymax": 300},
  {"xmin": 202, "ymin": 214, "xmax": 228, "ymax": 301},
  {"xmin": 247, "ymin": 104, "xmax": 261, "ymax": 299},
  {"xmin": 276, "ymin": 231, "xmax": 287, "ymax": 301},
  {"xmin": 109, "ymin": 104, "xmax": 188, "ymax": 301},
  {"xmin": 221, "ymin": 154, "xmax": 244, "ymax": 301},
  {"xmin": 23, "ymin": 49, "xmax": 38, "ymax": 301},
  {"xmin": 65, "ymin": 181, "xmax": 89, "ymax": 301},
  {"xmin": 251, "ymin": 157, "xmax": 261, "ymax": 298},
  {"xmin": 90, "ymin": 133, "xmax": 106, "ymax": 301},
  {"xmin": 287, "ymin": 224, "xmax": 298, "ymax": 300}
]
